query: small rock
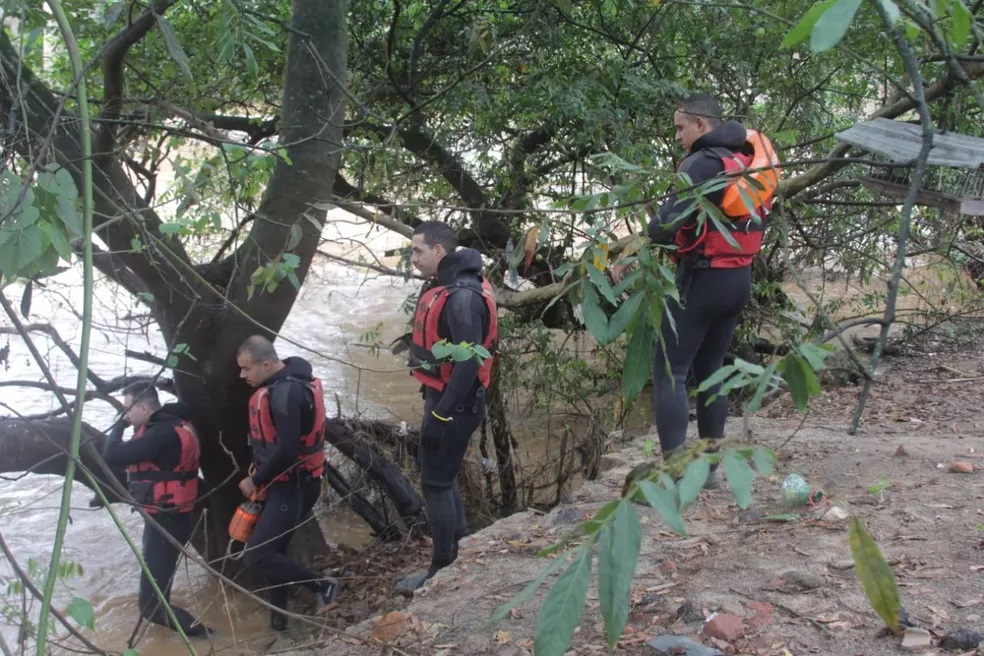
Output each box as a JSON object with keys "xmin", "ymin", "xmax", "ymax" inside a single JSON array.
[
  {"xmin": 720, "ymin": 599, "xmax": 745, "ymax": 617},
  {"xmin": 660, "ymin": 560, "xmax": 678, "ymax": 576},
  {"xmin": 745, "ymin": 601, "xmax": 774, "ymax": 614},
  {"xmin": 646, "ymin": 635, "xmax": 724, "ymax": 655},
  {"xmin": 940, "ymin": 628, "xmax": 983, "ymax": 650},
  {"xmin": 950, "ymin": 461, "xmax": 975, "ymax": 474},
  {"xmin": 820, "ymin": 505, "xmax": 850, "ymax": 523},
  {"xmin": 641, "ymin": 592, "xmax": 661, "ymax": 606},
  {"xmin": 899, "ymin": 606, "xmax": 918, "ymax": 628},
  {"xmin": 702, "ymin": 612, "xmax": 746, "ymax": 641},
  {"xmin": 964, "ymin": 613, "xmax": 981, "ymax": 623},
  {"xmin": 780, "ymin": 569, "xmax": 824, "ymax": 590},
  {"xmin": 737, "ymin": 508, "xmax": 763, "ymax": 522},
  {"xmin": 748, "ymin": 611, "xmax": 773, "ymax": 632},
  {"xmin": 829, "ymin": 559, "xmax": 855, "ymax": 571},
  {"xmin": 896, "ymin": 445, "xmax": 909, "ymax": 457},
  {"xmin": 550, "ymin": 506, "xmax": 583, "ymax": 525},
  {"xmin": 676, "ymin": 600, "xmax": 705, "ymax": 624},
  {"xmin": 901, "ymin": 627, "xmax": 933, "ymax": 650}
]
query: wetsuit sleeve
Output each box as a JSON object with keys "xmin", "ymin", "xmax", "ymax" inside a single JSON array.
[
  {"xmin": 102, "ymin": 421, "xmax": 179, "ymax": 470},
  {"xmin": 435, "ymin": 290, "xmax": 488, "ymax": 417},
  {"xmin": 648, "ymin": 151, "xmax": 727, "ymax": 245},
  {"xmin": 250, "ymin": 382, "xmax": 307, "ymax": 486}
]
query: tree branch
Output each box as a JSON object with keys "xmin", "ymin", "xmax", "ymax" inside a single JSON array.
[
  {"xmin": 97, "ymin": 0, "xmax": 179, "ymax": 157},
  {"xmin": 395, "ymin": 125, "xmax": 511, "ymax": 248},
  {"xmin": 503, "ymin": 124, "xmax": 556, "ymax": 211}
]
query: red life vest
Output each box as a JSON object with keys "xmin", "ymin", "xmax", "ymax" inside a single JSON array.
[
  {"xmin": 125, "ymin": 421, "xmax": 200, "ymax": 514},
  {"xmin": 248, "ymin": 376, "xmax": 326, "ymax": 481},
  {"xmin": 674, "ymin": 129, "xmax": 781, "ymax": 268},
  {"xmin": 409, "ymin": 278, "xmax": 498, "ymax": 392}
]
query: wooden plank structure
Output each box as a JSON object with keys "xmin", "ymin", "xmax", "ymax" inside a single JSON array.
[{"xmin": 834, "ymin": 117, "xmax": 984, "ymax": 215}]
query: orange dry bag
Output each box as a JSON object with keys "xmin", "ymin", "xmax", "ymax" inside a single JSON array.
[{"xmin": 228, "ymin": 499, "xmax": 263, "ymax": 545}]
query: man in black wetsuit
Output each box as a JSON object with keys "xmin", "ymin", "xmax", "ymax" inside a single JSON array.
[
  {"xmin": 102, "ymin": 382, "xmax": 211, "ymax": 638},
  {"xmin": 396, "ymin": 221, "xmax": 498, "ymax": 593},
  {"xmin": 236, "ymin": 335, "xmax": 338, "ymax": 631},
  {"xmin": 614, "ymin": 93, "xmax": 774, "ymax": 486}
]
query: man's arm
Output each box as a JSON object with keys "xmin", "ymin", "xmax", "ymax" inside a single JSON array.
[
  {"xmin": 101, "ymin": 421, "xmax": 174, "ymax": 468},
  {"xmin": 434, "ymin": 290, "xmax": 487, "ymax": 417},
  {"xmin": 250, "ymin": 383, "xmax": 305, "ymax": 487},
  {"xmin": 648, "ymin": 152, "xmax": 727, "ymax": 245}
]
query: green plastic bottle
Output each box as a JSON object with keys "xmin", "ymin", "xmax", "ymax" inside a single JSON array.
[{"xmin": 781, "ymin": 473, "xmax": 823, "ymax": 507}]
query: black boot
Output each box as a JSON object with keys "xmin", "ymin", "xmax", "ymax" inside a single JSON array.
[{"xmin": 270, "ymin": 610, "xmax": 288, "ymax": 632}]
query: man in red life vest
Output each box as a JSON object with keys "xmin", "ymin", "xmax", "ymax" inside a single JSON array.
[
  {"xmin": 101, "ymin": 382, "xmax": 211, "ymax": 637},
  {"xmin": 396, "ymin": 221, "xmax": 498, "ymax": 593},
  {"xmin": 236, "ymin": 335, "xmax": 338, "ymax": 631},
  {"xmin": 613, "ymin": 93, "xmax": 778, "ymax": 486}
]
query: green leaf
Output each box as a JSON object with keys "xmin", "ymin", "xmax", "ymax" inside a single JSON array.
[
  {"xmin": 752, "ymin": 446, "xmax": 776, "ymax": 476},
  {"xmin": 122, "ymin": 650, "xmax": 140, "ymax": 656},
  {"xmin": 156, "ymin": 15, "xmax": 194, "ymax": 80},
  {"xmin": 579, "ymin": 282, "xmax": 610, "ymax": 344},
  {"xmin": 799, "ymin": 343, "xmax": 832, "ymax": 371},
  {"xmin": 587, "ymin": 259, "xmax": 618, "ymax": 306},
  {"xmin": 745, "ymin": 360, "xmax": 779, "ymax": 414},
  {"xmin": 286, "ymin": 222, "xmax": 303, "ymax": 251},
  {"xmin": 781, "ymin": 354, "xmax": 822, "ymax": 411},
  {"xmin": 534, "ymin": 546, "xmax": 593, "ymax": 656},
  {"xmin": 431, "ymin": 340, "xmax": 451, "ymax": 360},
  {"xmin": 677, "ymin": 458, "xmax": 710, "ymax": 510},
  {"xmin": 951, "ymin": 0, "xmax": 972, "ymax": 47},
  {"xmin": 722, "ymin": 451, "xmax": 754, "ymax": 509},
  {"xmin": 621, "ymin": 319, "xmax": 652, "ymax": 403},
  {"xmin": 66, "ymin": 597, "xmax": 94, "ymax": 630},
  {"xmin": 606, "ymin": 292, "xmax": 643, "ymax": 343},
  {"xmin": 0, "ymin": 224, "xmax": 45, "ymax": 277},
  {"xmin": 243, "ymin": 42, "xmax": 258, "ymax": 76},
  {"xmin": 639, "ymin": 481, "xmax": 687, "ymax": 535},
  {"xmin": 811, "ymin": 0, "xmax": 863, "ymax": 53},
  {"xmin": 782, "ymin": 0, "xmax": 838, "ymax": 49},
  {"xmin": 598, "ymin": 502, "xmax": 642, "ymax": 649},
  {"xmin": 488, "ymin": 553, "xmax": 568, "ymax": 625},
  {"xmin": 697, "ymin": 364, "xmax": 737, "ymax": 393},
  {"xmin": 849, "ymin": 516, "xmax": 901, "ymax": 633}
]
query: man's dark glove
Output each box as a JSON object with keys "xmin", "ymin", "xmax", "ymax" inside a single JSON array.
[{"xmin": 419, "ymin": 411, "xmax": 451, "ymax": 450}]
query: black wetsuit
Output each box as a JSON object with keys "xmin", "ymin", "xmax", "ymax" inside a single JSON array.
[
  {"xmin": 102, "ymin": 403, "xmax": 208, "ymax": 636},
  {"xmin": 647, "ymin": 120, "xmax": 754, "ymax": 455},
  {"xmin": 242, "ymin": 357, "xmax": 330, "ymax": 629},
  {"xmin": 416, "ymin": 248, "xmax": 491, "ymax": 576}
]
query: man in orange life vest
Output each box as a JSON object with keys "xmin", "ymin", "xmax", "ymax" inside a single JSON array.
[
  {"xmin": 396, "ymin": 221, "xmax": 498, "ymax": 593},
  {"xmin": 101, "ymin": 382, "xmax": 211, "ymax": 637},
  {"xmin": 236, "ymin": 335, "xmax": 338, "ymax": 631},
  {"xmin": 613, "ymin": 93, "xmax": 776, "ymax": 484}
]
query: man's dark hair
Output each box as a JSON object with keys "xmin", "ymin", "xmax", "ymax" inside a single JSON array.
[
  {"xmin": 121, "ymin": 382, "xmax": 161, "ymax": 409},
  {"xmin": 413, "ymin": 221, "xmax": 458, "ymax": 253},
  {"xmin": 677, "ymin": 93, "xmax": 723, "ymax": 127},
  {"xmin": 238, "ymin": 335, "xmax": 279, "ymax": 363}
]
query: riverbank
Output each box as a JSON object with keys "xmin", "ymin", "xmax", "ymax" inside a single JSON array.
[{"xmin": 293, "ymin": 330, "xmax": 984, "ymax": 656}]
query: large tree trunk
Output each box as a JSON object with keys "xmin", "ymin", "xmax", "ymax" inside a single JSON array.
[{"xmin": 1, "ymin": 0, "xmax": 351, "ymax": 562}]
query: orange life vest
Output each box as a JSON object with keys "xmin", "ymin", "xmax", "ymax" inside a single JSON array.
[
  {"xmin": 674, "ymin": 129, "xmax": 781, "ymax": 268},
  {"xmin": 409, "ymin": 279, "xmax": 498, "ymax": 392},
  {"xmin": 126, "ymin": 421, "xmax": 200, "ymax": 514},
  {"xmin": 248, "ymin": 376, "xmax": 326, "ymax": 481}
]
